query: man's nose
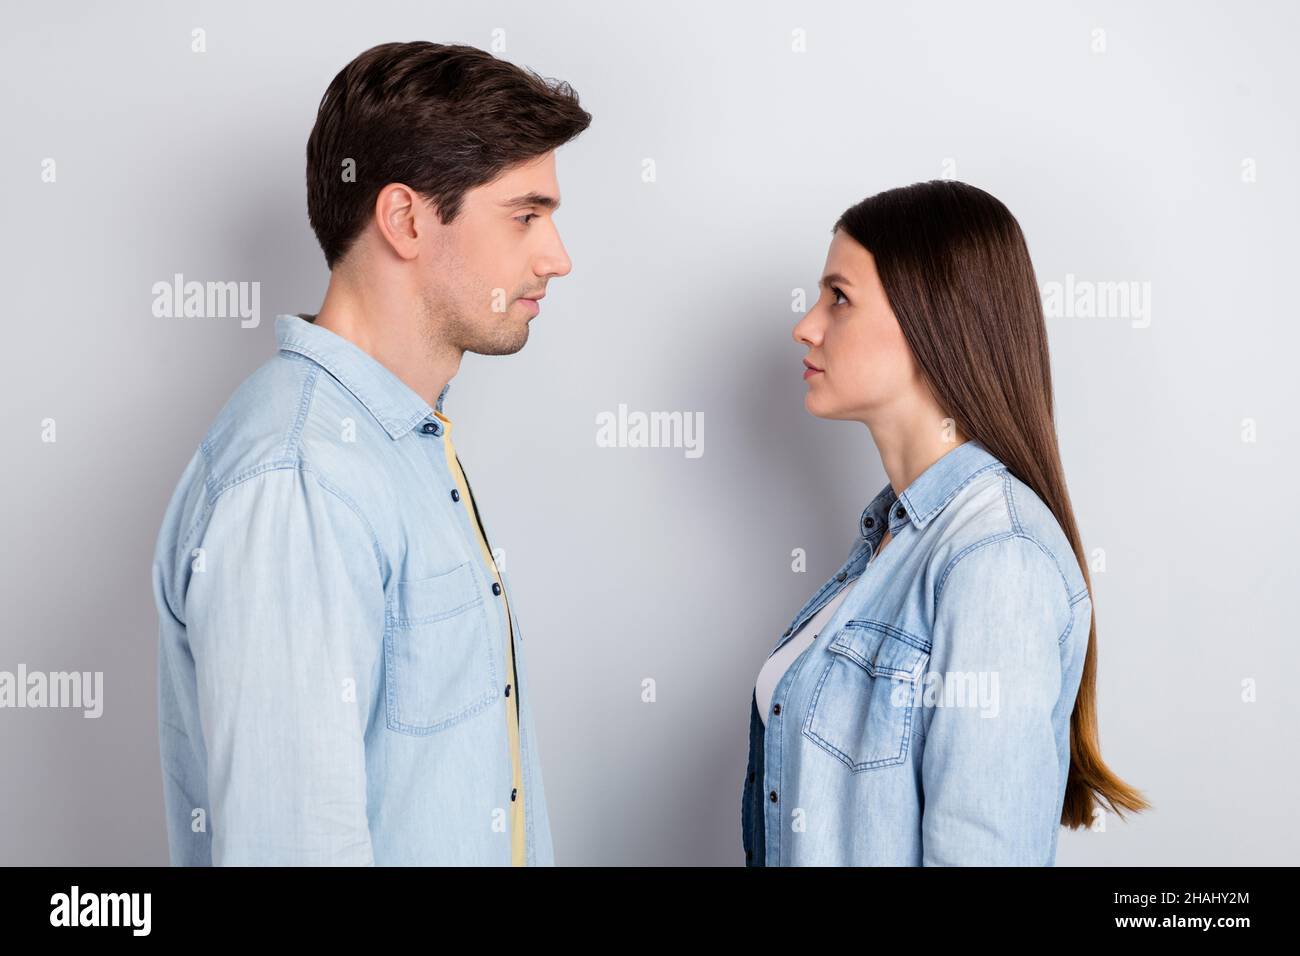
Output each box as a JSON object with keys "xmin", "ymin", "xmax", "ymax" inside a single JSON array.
[{"xmin": 539, "ymin": 231, "xmax": 572, "ymax": 278}]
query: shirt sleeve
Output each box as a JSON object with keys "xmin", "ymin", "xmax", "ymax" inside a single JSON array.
[
  {"xmin": 919, "ymin": 534, "xmax": 1069, "ymax": 866},
  {"xmin": 183, "ymin": 465, "xmax": 384, "ymax": 865}
]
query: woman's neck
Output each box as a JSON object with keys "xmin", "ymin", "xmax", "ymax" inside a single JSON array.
[{"xmin": 865, "ymin": 409, "xmax": 968, "ymax": 498}]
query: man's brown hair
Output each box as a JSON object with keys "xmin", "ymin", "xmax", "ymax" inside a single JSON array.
[{"xmin": 306, "ymin": 41, "xmax": 591, "ymax": 269}]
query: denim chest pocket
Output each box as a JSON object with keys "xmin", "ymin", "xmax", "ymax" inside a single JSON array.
[
  {"xmin": 803, "ymin": 620, "xmax": 929, "ymax": 772},
  {"xmin": 384, "ymin": 560, "xmax": 499, "ymax": 736}
]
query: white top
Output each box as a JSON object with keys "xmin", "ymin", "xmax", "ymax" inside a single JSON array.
[{"xmin": 756, "ymin": 585, "xmax": 852, "ymax": 727}]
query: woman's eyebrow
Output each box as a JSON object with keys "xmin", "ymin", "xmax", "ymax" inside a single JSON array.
[{"xmin": 819, "ymin": 272, "xmax": 851, "ymax": 289}]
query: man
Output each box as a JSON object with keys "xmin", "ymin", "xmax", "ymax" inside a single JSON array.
[{"xmin": 151, "ymin": 41, "xmax": 590, "ymax": 865}]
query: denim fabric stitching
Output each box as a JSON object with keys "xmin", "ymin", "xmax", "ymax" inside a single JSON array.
[
  {"xmin": 935, "ymin": 532, "xmax": 1074, "ymax": 645},
  {"xmin": 382, "ymin": 594, "xmax": 498, "ymax": 737},
  {"xmin": 280, "ymin": 362, "xmax": 317, "ymax": 460},
  {"xmin": 908, "ymin": 460, "xmax": 1007, "ymax": 525},
  {"xmin": 842, "ymin": 618, "xmax": 931, "ymax": 654},
  {"xmin": 803, "ymin": 653, "xmax": 918, "ymax": 772},
  {"xmin": 281, "ymin": 337, "xmax": 429, "ymax": 439}
]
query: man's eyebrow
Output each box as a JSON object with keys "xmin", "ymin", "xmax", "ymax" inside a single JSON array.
[
  {"xmin": 819, "ymin": 272, "xmax": 851, "ymax": 289},
  {"xmin": 500, "ymin": 192, "xmax": 560, "ymax": 212}
]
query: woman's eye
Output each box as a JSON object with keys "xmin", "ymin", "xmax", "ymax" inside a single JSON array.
[{"xmin": 831, "ymin": 286, "xmax": 847, "ymax": 306}]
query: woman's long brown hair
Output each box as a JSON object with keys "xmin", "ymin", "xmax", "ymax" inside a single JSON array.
[{"xmin": 836, "ymin": 180, "xmax": 1150, "ymax": 828}]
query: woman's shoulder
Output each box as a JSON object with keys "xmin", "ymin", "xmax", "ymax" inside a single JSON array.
[{"xmin": 930, "ymin": 467, "xmax": 1088, "ymax": 608}]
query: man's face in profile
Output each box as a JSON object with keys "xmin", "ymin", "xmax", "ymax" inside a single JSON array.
[{"xmin": 419, "ymin": 150, "xmax": 572, "ymax": 356}]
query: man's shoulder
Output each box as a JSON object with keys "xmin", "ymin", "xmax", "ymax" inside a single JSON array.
[
  {"xmin": 203, "ymin": 347, "xmax": 395, "ymax": 479},
  {"xmin": 196, "ymin": 350, "xmax": 321, "ymax": 494},
  {"xmin": 186, "ymin": 347, "xmax": 404, "ymax": 532},
  {"xmin": 152, "ymin": 350, "xmax": 393, "ymax": 625},
  {"xmin": 153, "ymin": 351, "xmax": 386, "ymax": 581}
]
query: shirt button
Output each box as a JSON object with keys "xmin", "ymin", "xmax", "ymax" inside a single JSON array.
[
  {"xmin": 769, "ymin": 790, "xmax": 778, "ymax": 803},
  {"xmin": 451, "ymin": 489, "xmax": 460, "ymax": 502},
  {"xmin": 863, "ymin": 516, "xmax": 875, "ymax": 529},
  {"xmin": 783, "ymin": 627, "xmax": 792, "ymax": 637},
  {"xmin": 511, "ymin": 788, "xmax": 518, "ymax": 802},
  {"xmin": 772, "ymin": 703, "xmax": 781, "ymax": 716},
  {"xmin": 422, "ymin": 422, "xmax": 437, "ymax": 434},
  {"xmin": 836, "ymin": 571, "xmax": 847, "ymax": 582},
  {"xmin": 894, "ymin": 505, "xmax": 906, "ymax": 520},
  {"xmin": 505, "ymin": 683, "xmax": 512, "ymax": 697},
  {"xmin": 492, "ymin": 582, "xmax": 502, "ymax": 595}
]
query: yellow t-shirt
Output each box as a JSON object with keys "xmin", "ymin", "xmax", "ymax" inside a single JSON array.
[{"xmin": 433, "ymin": 409, "xmax": 526, "ymax": 866}]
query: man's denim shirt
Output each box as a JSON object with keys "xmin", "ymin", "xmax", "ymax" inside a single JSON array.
[
  {"xmin": 742, "ymin": 439, "xmax": 1092, "ymax": 866},
  {"xmin": 152, "ymin": 314, "xmax": 553, "ymax": 865}
]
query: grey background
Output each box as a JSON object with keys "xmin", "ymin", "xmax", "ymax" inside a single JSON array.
[{"xmin": 2, "ymin": 0, "xmax": 1296, "ymax": 865}]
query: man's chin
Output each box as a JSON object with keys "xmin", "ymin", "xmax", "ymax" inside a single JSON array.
[{"xmin": 466, "ymin": 325, "xmax": 529, "ymax": 357}]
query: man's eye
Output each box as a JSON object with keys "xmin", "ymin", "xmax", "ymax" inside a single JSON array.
[
  {"xmin": 515, "ymin": 213, "xmax": 538, "ymax": 225},
  {"xmin": 831, "ymin": 286, "xmax": 847, "ymax": 306}
]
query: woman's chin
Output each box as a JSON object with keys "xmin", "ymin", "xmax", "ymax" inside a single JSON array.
[{"xmin": 803, "ymin": 390, "xmax": 833, "ymax": 419}]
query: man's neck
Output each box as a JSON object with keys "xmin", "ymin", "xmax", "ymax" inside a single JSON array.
[{"xmin": 313, "ymin": 274, "xmax": 461, "ymax": 409}]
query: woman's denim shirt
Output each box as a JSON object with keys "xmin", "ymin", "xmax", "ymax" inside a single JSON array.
[{"xmin": 741, "ymin": 440, "xmax": 1092, "ymax": 865}]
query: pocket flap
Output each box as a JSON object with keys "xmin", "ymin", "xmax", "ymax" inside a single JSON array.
[
  {"xmin": 828, "ymin": 621, "xmax": 927, "ymax": 681},
  {"xmin": 394, "ymin": 561, "xmax": 483, "ymax": 626}
]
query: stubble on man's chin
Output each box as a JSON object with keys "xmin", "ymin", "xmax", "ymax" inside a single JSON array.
[
  {"xmin": 466, "ymin": 317, "xmax": 529, "ymax": 357},
  {"xmin": 443, "ymin": 310, "xmax": 530, "ymax": 357},
  {"xmin": 418, "ymin": 293, "xmax": 528, "ymax": 358}
]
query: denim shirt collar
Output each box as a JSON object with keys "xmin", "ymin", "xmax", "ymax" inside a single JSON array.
[
  {"xmin": 274, "ymin": 314, "xmax": 451, "ymax": 439},
  {"xmin": 860, "ymin": 439, "xmax": 1005, "ymax": 538}
]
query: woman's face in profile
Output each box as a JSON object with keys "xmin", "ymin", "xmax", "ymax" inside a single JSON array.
[{"xmin": 793, "ymin": 229, "xmax": 920, "ymax": 423}]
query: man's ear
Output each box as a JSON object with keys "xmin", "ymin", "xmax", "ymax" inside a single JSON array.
[{"xmin": 373, "ymin": 182, "xmax": 426, "ymax": 261}]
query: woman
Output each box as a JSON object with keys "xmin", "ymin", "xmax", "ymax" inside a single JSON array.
[{"xmin": 742, "ymin": 180, "xmax": 1148, "ymax": 866}]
